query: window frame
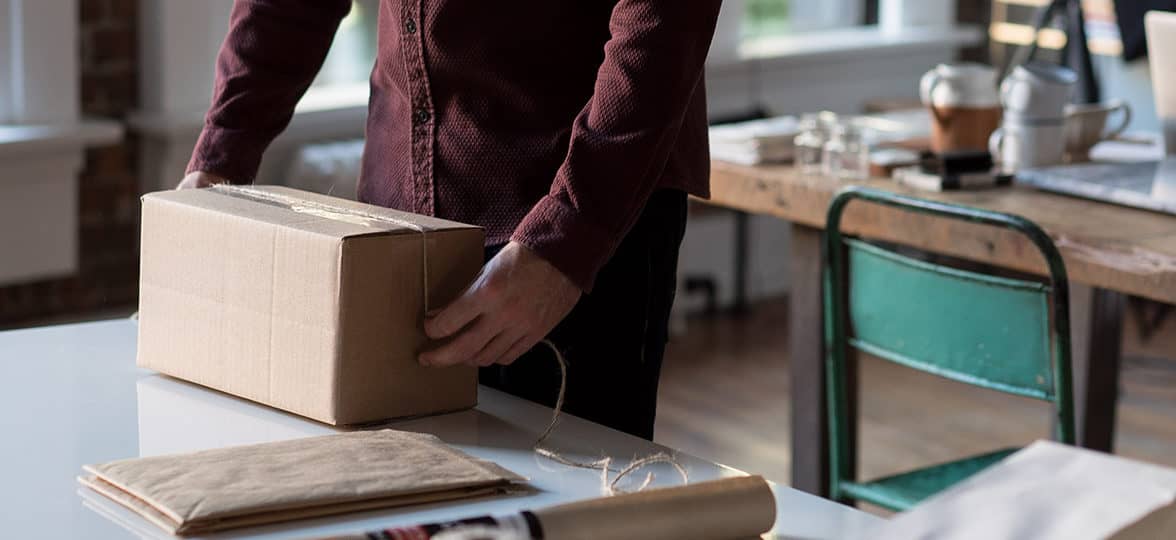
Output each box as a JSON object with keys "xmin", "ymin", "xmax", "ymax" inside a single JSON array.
[
  {"xmin": 0, "ymin": 1, "xmax": 12, "ymax": 123},
  {"xmin": 0, "ymin": 1, "xmax": 122, "ymax": 286},
  {"xmin": 311, "ymin": 0, "xmax": 380, "ymax": 92},
  {"xmin": 784, "ymin": 0, "xmax": 867, "ymax": 32},
  {"xmin": 712, "ymin": 0, "xmax": 874, "ymax": 65},
  {"xmin": 0, "ymin": 0, "xmax": 80, "ymax": 125}
]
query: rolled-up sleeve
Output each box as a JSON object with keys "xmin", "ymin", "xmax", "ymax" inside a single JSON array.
[
  {"xmin": 187, "ymin": 0, "xmax": 352, "ymax": 183},
  {"xmin": 510, "ymin": 0, "xmax": 721, "ymax": 292}
]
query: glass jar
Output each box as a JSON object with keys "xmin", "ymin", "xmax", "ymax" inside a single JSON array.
[
  {"xmin": 822, "ymin": 122, "xmax": 870, "ymax": 180},
  {"xmin": 793, "ymin": 114, "xmax": 827, "ymax": 175}
]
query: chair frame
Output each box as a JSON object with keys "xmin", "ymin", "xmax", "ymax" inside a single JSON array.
[{"xmin": 822, "ymin": 186, "xmax": 1076, "ymax": 504}]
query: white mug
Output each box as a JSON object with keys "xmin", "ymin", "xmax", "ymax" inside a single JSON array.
[
  {"xmin": 1000, "ymin": 61, "xmax": 1078, "ymax": 119},
  {"xmin": 1064, "ymin": 100, "xmax": 1133, "ymax": 162},
  {"xmin": 989, "ymin": 121, "xmax": 1067, "ymax": 171}
]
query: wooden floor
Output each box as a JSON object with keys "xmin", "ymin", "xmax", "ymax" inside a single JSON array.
[{"xmin": 653, "ymin": 298, "xmax": 1176, "ymax": 493}]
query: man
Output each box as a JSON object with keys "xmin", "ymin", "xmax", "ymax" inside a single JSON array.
[{"xmin": 180, "ymin": 0, "xmax": 720, "ymax": 440}]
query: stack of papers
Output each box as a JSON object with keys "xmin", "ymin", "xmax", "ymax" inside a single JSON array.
[
  {"xmin": 708, "ymin": 116, "xmax": 801, "ymax": 165},
  {"xmin": 708, "ymin": 110, "xmax": 933, "ymax": 166}
]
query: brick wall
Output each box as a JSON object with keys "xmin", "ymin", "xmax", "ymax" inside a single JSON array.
[{"xmin": 0, "ymin": 0, "xmax": 140, "ymax": 328}]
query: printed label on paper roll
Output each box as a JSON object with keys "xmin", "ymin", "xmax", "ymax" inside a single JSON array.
[{"xmin": 371, "ymin": 512, "xmax": 541, "ymax": 540}]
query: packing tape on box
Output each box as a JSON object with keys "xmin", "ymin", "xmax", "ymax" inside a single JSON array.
[{"xmin": 209, "ymin": 184, "xmax": 437, "ymax": 312}]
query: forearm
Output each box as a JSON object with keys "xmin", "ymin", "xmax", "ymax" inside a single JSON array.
[
  {"xmin": 188, "ymin": 0, "xmax": 351, "ymax": 183},
  {"xmin": 512, "ymin": 0, "xmax": 721, "ymax": 291}
]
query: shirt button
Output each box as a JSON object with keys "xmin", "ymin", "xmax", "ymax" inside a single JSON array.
[
  {"xmin": 404, "ymin": 18, "xmax": 416, "ymax": 34},
  {"xmin": 413, "ymin": 108, "xmax": 431, "ymax": 125}
]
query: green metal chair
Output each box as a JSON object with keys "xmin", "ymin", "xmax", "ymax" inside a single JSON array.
[{"xmin": 823, "ymin": 186, "xmax": 1076, "ymax": 511}]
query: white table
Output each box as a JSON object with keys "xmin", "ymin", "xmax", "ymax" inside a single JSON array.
[{"xmin": 0, "ymin": 319, "xmax": 882, "ymax": 539}]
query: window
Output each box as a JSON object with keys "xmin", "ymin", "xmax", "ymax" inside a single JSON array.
[
  {"xmin": 744, "ymin": 0, "xmax": 865, "ymax": 40},
  {"xmin": 0, "ymin": 0, "xmax": 79, "ymax": 125},
  {"xmin": 311, "ymin": 0, "xmax": 379, "ymax": 90},
  {"xmin": 744, "ymin": 0, "xmax": 791, "ymax": 39},
  {"xmin": 296, "ymin": 0, "xmax": 378, "ymax": 111},
  {"xmin": 0, "ymin": 0, "xmax": 19, "ymax": 123}
]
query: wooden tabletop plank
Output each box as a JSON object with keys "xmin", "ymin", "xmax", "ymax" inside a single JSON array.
[{"xmin": 706, "ymin": 160, "xmax": 1176, "ymax": 304}]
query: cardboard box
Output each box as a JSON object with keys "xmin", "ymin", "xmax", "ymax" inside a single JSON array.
[{"xmin": 137, "ymin": 185, "xmax": 483, "ymax": 425}]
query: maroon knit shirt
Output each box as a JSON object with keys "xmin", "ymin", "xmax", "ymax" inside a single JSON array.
[{"xmin": 187, "ymin": 0, "xmax": 720, "ymax": 291}]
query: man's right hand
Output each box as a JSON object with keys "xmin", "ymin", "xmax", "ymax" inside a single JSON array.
[{"xmin": 177, "ymin": 171, "xmax": 228, "ymax": 190}]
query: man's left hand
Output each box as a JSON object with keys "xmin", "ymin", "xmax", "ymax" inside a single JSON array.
[{"xmin": 420, "ymin": 241, "xmax": 581, "ymax": 368}]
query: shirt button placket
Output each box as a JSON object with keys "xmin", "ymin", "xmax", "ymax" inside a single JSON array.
[{"xmin": 402, "ymin": 1, "xmax": 434, "ymax": 215}]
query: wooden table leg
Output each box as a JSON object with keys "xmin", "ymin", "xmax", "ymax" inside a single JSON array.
[
  {"xmin": 789, "ymin": 224, "xmax": 857, "ymax": 498},
  {"xmin": 1068, "ymin": 283, "xmax": 1125, "ymax": 452}
]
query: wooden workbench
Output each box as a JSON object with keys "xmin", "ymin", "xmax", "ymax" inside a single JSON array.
[{"xmin": 705, "ymin": 160, "xmax": 1176, "ymax": 498}]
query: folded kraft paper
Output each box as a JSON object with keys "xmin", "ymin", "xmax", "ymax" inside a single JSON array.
[{"xmin": 77, "ymin": 430, "xmax": 525, "ymax": 535}]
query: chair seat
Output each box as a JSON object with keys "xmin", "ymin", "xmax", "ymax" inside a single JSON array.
[{"xmin": 839, "ymin": 447, "xmax": 1020, "ymax": 511}]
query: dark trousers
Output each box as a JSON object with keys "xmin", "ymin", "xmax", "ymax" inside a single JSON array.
[{"xmin": 480, "ymin": 189, "xmax": 688, "ymax": 440}]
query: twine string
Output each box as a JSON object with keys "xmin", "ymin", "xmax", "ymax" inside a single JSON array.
[{"xmin": 532, "ymin": 339, "xmax": 688, "ymax": 495}]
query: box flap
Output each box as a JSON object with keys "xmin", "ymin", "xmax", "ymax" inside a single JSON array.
[{"xmin": 141, "ymin": 185, "xmax": 480, "ymax": 239}]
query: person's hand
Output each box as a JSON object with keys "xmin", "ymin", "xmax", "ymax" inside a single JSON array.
[
  {"xmin": 420, "ymin": 241, "xmax": 581, "ymax": 368},
  {"xmin": 176, "ymin": 171, "xmax": 228, "ymax": 190}
]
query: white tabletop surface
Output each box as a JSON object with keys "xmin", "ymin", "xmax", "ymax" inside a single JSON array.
[{"xmin": 0, "ymin": 319, "xmax": 882, "ymax": 539}]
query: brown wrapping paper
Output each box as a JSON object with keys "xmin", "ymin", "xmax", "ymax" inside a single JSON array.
[
  {"xmin": 77, "ymin": 430, "xmax": 524, "ymax": 535},
  {"xmin": 534, "ymin": 475, "xmax": 776, "ymax": 540}
]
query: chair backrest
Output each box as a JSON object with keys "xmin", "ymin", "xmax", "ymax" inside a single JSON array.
[
  {"xmin": 845, "ymin": 238, "xmax": 1056, "ymax": 399},
  {"xmin": 823, "ymin": 187, "xmax": 1076, "ymax": 492}
]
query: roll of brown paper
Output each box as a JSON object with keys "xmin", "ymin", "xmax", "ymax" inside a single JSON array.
[
  {"xmin": 322, "ymin": 476, "xmax": 776, "ymax": 540},
  {"xmin": 534, "ymin": 475, "xmax": 776, "ymax": 540}
]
